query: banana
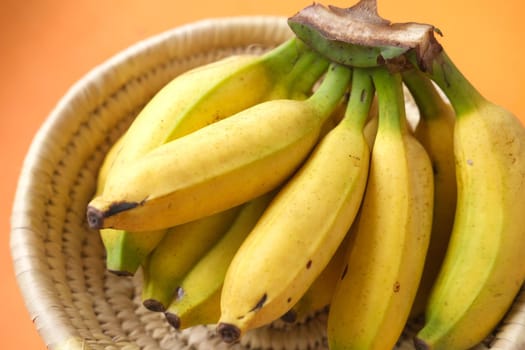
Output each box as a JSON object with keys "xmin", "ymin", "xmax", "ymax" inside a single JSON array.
[
  {"xmin": 94, "ymin": 39, "xmax": 329, "ymax": 274},
  {"xmin": 281, "ymin": 229, "xmax": 354, "ymax": 324},
  {"xmin": 217, "ymin": 67, "xmax": 371, "ymax": 344},
  {"xmin": 414, "ymin": 51, "xmax": 525, "ymax": 350},
  {"xmin": 141, "ymin": 205, "xmax": 241, "ymax": 312},
  {"xmin": 327, "ymin": 67, "xmax": 433, "ymax": 350},
  {"xmin": 86, "ymin": 63, "xmax": 351, "ymax": 232},
  {"xmin": 103, "ymin": 38, "xmax": 320, "ymax": 183},
  {"xmin": 163, "ymin": 192, "xmax": 274, "ymax": 330},
  {"xmin": 401, "ymin": 68, "xmax": 457, "ymax": 319}
]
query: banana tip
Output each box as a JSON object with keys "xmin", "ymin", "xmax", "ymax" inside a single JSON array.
[
  {"xmin": 413, "ymin": 337, "xmax": 431, "ymax": 350},
  {"xmin": 143, "ymin": 299, "xmax": 166, "ymax": 313},
  {"xmin": 86, "ymin": 206, "xmax": 104, "ymax": 229},
  {"xmin": 164, "ymin": 312, "xmax": 181, "ymax": 330},
  {"xmin": 217, "ymin": 322, "xmax": 241, "ymax": 343}
]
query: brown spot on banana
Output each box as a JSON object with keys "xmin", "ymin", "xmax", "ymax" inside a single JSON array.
[
  {"xmin": 393, "ymin": 281, "xmax": 401, "ymax": 293},
  {"xmin": 249, "ymin": 293, "xmax": 267, "ymax": 312}
]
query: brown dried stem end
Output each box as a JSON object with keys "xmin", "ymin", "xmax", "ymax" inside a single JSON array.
[
  {"xmin": 288, "ymin": 0, "xmax": 443, "ymax": 71},
  {"xmin": 142, "ymin": 299, "xmax": 166, "ymax": 313},
  {"xmin": 164, "ymin": 312, "xmax": 181, "ymax": 330},
  {"xmin": 217, "ymin": 323, "xmax": 241, "ymax": 343}
]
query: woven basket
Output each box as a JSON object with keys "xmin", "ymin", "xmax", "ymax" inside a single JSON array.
[{"xmin": 10, "ymin": 16, "xmax": 525, "ymax": 350}]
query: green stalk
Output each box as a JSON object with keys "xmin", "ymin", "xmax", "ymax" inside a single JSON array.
[
  {"xmin": 267, "ymin": 47, "xmax": 329, "ymax": 99},
  {"xmin": 307, "ymin": 63, "xmax": 352, "ymax": 116},
  {"xmin": 259, "ymin": 37, "xmax": 304, "ymax": 76},
  {"xmin": 372, "ymin": 67, "xmax": 407, "ymax": 133},
  {"xmin": 341, "ymin": 68, "xmax": 375, "ymax": 130},
  {"xmin": 402, "ymin": 68, "xmax": 449, "ymax": 119},
  {"xmin": 288, "ymin": 52, "xmax": 330, "ymax": 98},
  {"xmin": 426, "ymin": 50, "xmax": 486, "ymax": 116}
]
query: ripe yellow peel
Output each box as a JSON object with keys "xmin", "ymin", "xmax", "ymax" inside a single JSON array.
[
  {"xmin": 327, "ymin": 68, "xmax": 433, "ymax": 350},
  {"xmin": 417, "ymin": 104, "xmax": 525, "ymax": 349}
]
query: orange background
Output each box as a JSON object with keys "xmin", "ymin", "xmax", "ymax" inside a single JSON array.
[{"xmin": 1, "ymin": 0, "xmax": 524, "ymax": 349}]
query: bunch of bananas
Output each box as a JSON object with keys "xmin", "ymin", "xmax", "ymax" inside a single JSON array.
[{"xmin": 86, "ymin": 1, "xmax": 525, "ymax": 349}]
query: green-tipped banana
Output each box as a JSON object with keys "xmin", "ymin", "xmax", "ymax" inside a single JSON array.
[
  {"xmin": 100, "ymin": 228, "xmax": 166, "ymax": 276},
  {"xmin": 327, "ymin": 67, "xmax": 433, "ymax": 350},
  {"xmin": 217, "ymin": 67, "xmax": 371, "ymax": 343},
  {"xmin": 141, "ymin": 206, "xmax": 241, "ymax": 312},
  {"xmin": 414, "ymin": 51, "xmax": 525, "ymax": 350},
  {"xmin": 86, "ymin": 64, "xmax": 350, "ymax": 232},
  {"xmin": 163, "ymin": 192, "xmax": 274, "ymax": 330},
  {"xmin": 287, "ymin": 1, "xmax": 441, "ymax": 69},
  {"xmin": 402, "ymin": 68, "xmax": 457, "ymax": 319}
]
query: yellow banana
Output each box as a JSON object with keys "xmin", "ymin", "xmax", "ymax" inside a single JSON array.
[
  {"xmin": 414, "ymin": 51, "xmax": 525, "ymax": 350},
  {"xmin": 217, "ymin": 67, "xmax": 370, "ymax": 344},
  {"xmin": 402, "ymin": 68, "xmax": 457, "ymax": 319},
  {"xmin": 103, "ymin": 38, "xmax": 318, "ymax": 182},
  {"xmin": 95, "ymin": 39, "xmax": 329, "ymax": 274},
  {"xmin": 141, "ymin": 205, "xmax": 241, "ymax": 312},
  {"xmin": 163, "ymin": 192, "xmax": 274, "ymax": 330},
  {"xmin": 281, "ymin": 230, "xmax": 354, "ymax": 324},
  {"xmin": 327, "ymin": 67, "xmax": 434, "ymax": 350},
  {"xmin": 86, "ymin": 64, "xmax": 350, "ymax": 232}
]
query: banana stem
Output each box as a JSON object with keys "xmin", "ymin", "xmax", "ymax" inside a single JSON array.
[
  {"xmin": 261, "ymin": 37, "xmax": 303, "ymax": 77},
  {"xmin": 272, "ymin": 48, "xmax": 329, "ymax": 99},
  {"xmin": 288, "ymin": 52, "xmax": 330, "ymax": 98},
  {"xmin": 307, "ymin": 64, "xmax": 352, "ymax": 115},
  {"xmin": 341, "ymin": 68, "xmax": 375, "ymax": 130},
  {"xmin": 425, "ymin": 50, "xmax": 486, "ymax": 116},
  {"xmin": 372, "ymin": 67, "xmax": 407, "ymax": 133},
  {"xmin": 402, "ymin": 68, "xmax": 449, "ymax": 119}
]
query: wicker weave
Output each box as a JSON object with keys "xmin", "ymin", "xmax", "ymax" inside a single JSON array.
[{"xmin": 9, "ymin": 16, "xmax": 525, "ymax": 350}]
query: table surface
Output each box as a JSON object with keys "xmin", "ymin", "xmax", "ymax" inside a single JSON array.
[{"xmin": 2, "ymin": 0, "xmax": 524, "ymax": 349}]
